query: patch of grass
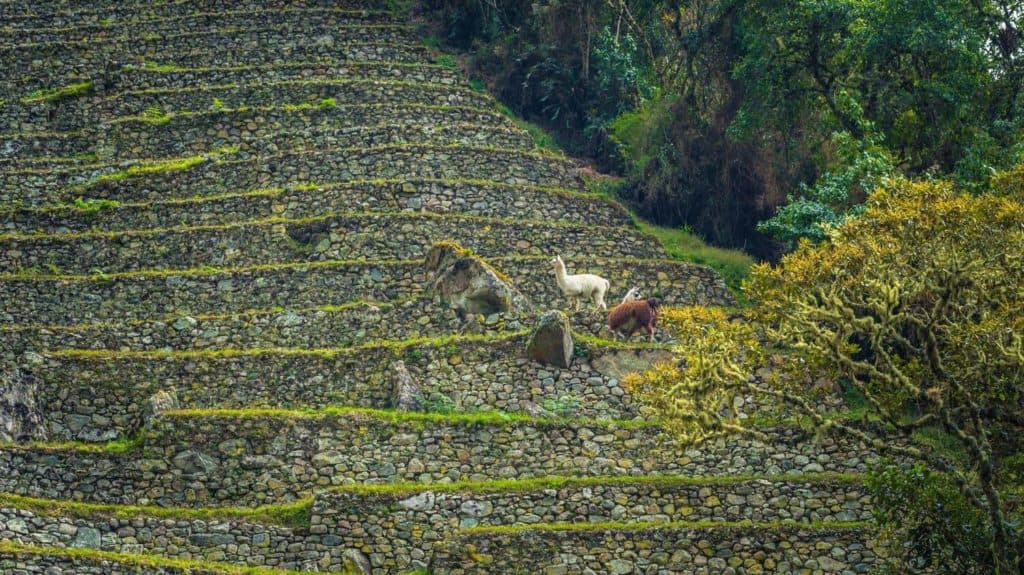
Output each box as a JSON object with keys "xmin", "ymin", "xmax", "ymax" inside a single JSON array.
[
  {"xmin": 460, "ymin": 518, "xmax": 871, "ymax": 536},
  {"xmin": 141, "ymin": 61, "xmax": 179, "ymax": 72},
  {"xmin": 469, "ymin": 79, "xmax": 486, "ymax": 93},
  {"xmin": 0, "ymin": 493, "xmax": 313, "ymax": 528},
  {"xmin": 318, "ymin": 97, "xmax": 336, "ymax": 109},
  {"xmin": 422, "ymin": 36, "xmax": 441, "ymax": 49},
  {"xmin": 80, "ymin": 155, "xmax": 206, "ymax": 188},
  {"xmin": 159, "ymin": 405, "xmax": 661, "ymax": 430},
  {"xmin": 0, "ymin": 433, "xmax": 142, "ymax": 454},
  {"xmin": 435, "ymin": 54, "xmax": 459, "ymax": 70},
  {"xmin": 329, "ymin": 471, "xmax": 865, "ymax": 496},
  {"xmin": 586, "ymin": 176, "xmax": 753, "ymax": 295},
  {"xmin": 21, "ymin": 81, "xmax": 94, "ymax": 104},
  {"xmin": 140, "ymin": 104, "xmax": 172, "ymax": 124},
  {"xmin": 495, "ymin": 102, "xmax": 561, "ymax": 152},
  {"xmin": 0, "ymin": 542, "xmax": 329, "ymax": 575}
]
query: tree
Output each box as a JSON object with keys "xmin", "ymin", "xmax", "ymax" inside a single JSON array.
[{"xmin": 628, "ymin": 173, "xmax": 1024, "ymax": 573}]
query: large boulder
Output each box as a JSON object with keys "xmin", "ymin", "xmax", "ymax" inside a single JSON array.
[
  {"xmin": 424, "ymin": 242, "xmax": 529, "ymax": 317},
  {"xmin": 527, "ymin": 310, "xmax": 574, "ymax": 369},
  {"xmin": 0, "ymin": 363, "xmax": 47, "ymax": 442}
]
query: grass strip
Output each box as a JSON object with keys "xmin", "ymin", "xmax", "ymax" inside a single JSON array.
[
  {"xmin": 20, "ymin": 80, "xmax": 93, "ymax": 104},
  {"xmin": 7, "ymin": 141, "xmax": 566, "ymax": 178},
  {"xmin": 0, "ymin": 493, "xmax": 312, "ymax": 528},
  {"xmin": 45, "ymin": 331, "xmax": 530, "ymax": 360},
  {"xmin": 13, "ymin": 7, "xmax": 396, "ymax": 34},
  {"xmin": 11, "ymin": 178, "xmax": 618, "ymax": 217},
  {"xmin": 460, "ymin": 518, "xmax": 872, "ymax": 536},
  {"xmin": 102, "ymin": 77, "xmax": 484, "ymax": 102},
  {"xmin": 329, "ymin": 471, "xmax": 866, "ymax": 496},
  {"xmin": 0, "ymin": 541, "xmax": 327, "ymax": 575},
  {"xmin": 108, "ymin": 101, "xmax": 502, "ymax": 126},
  {"xmin": 0, "ymin": 296, "xmax": 423, "ymax": 333},
  {"xmin": 125, "ymin": 59, "xmax": 444, "ymax": 74},
  {"xmin": 0, "ymin": 210, "xmax": 636, "ymax": 242},
  {"xmin": 0, "ymin": 254, "xmax": 709, "ymax": 282}
]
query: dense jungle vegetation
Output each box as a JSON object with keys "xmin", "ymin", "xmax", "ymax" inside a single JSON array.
[
  {"xmin": 419, "ymin": 2, "xmax": 1023, "ymax": 572},
  {"xmin": 422, "ymin": 0, "xmax": 1023, "ymax": 260}
]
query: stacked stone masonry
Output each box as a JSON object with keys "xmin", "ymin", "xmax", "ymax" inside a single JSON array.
[
  {"xmin": 0, "ymin": 0, "xmax": 888, "ymax": 573},
  {"xmin": 0, "ymin": 413, "xmax": 881, "ymax": 507},
  {"xmin": 0, "ymin": 258, "xmax": 734, "ymax": 326},
  {"xmin": 0, "ymin": 478, "xmax": 871, "ymax": 572}
]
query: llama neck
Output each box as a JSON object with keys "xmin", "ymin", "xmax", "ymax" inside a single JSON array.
[{"xmin": 554, "ymin": 262, "xmax": 570, "ymax": 288}]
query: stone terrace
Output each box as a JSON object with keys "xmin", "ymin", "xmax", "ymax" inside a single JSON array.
[{"xmin": 0, "ymin": 1, "xmax": 885, "ymax": 574}]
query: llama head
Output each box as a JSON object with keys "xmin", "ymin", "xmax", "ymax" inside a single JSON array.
[
  {"xmin": 549, "ymin": 255, "xmax": 564, "ymax": 269},
  {"xmin": 625, "ymin": 287, "xmax": 641, "ymax": 300},
  {"xmin": 646, "ymin": 297, "xmax": 659, "ymax": 310}
]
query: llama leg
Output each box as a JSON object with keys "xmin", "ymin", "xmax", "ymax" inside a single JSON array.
[{"xmin": 647, "ymin": 325, "xmax": 656, "ymax": 342}]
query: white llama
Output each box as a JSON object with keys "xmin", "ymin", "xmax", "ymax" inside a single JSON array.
[{"xmin": 550, "ymin": 255, "xmax": 610, "ymax": 311}]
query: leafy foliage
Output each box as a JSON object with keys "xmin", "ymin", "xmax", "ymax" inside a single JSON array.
[{"xmin": 631, "ymin": 174, "xmax": 1024, "ymax": 572}]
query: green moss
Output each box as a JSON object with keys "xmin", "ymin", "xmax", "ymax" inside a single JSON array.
[
  {"xmin": 435, "ymin": 54, "xmax": 459, "ymax": 70},
  {"xmin": 0, "ymin": 541, "xmax": 330, "ymax": 574},
  {"xmin": 79, "ymin": 155, "xmax": 207, "ymax": 188},
  {"xmin": 112, "ymin": 101, "xmax": 504, "ymax": 126},
  {"xmin": 330, "ymin": 472, "xmax": 865, "ymax": 496},
  {"xmin": 21, "ymin": 81, "xmax": 94, "ymax": 104},
  {"xmin": 0, "ymin": 493, "xmax": 313, "ymax": 528},
  {"xmin": 159, "ymin": 405, "xmax": 661, "ymax": 430},
  {"xmin": 0, "ymin": 206, "xmax": 624, "ymax": 242},
  {"xmin": 495, "ymin": 102, "xmax": 561, "ymax": 152},
  {"xmin": 0, "ymin": 433, "xmax": 142, "ymax": 454},
  {"xmin": 460, "ymin": 518, "xmax": 872, "ymax": 536},
  {"xmin": 48, "ymin": 330, "xmax": 529, "ymax": 360},
  {"xmin": 107, "ymin": 77, "xmax": 482, "ymax": 101}
]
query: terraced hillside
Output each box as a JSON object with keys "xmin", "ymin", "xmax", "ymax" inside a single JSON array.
[{"xmin": 1, "ymin": 2, "xmax": 886, "ymax": 574}]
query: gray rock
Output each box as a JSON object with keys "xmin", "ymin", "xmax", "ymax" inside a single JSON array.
[
  {"xmin": 424, "ymin": 242, "xmax": 529, "ymax": 316},
  {"xmin": 398, "ymin": 491, "xmax": 436, "ymax": 511},
  {"xmin": 608, "ymin": 559, "xmax": 634, "ymax": 574},
  {"xmin": 0, "ymin": 365, "xmax": 47, "ymax": 442},
  {"xmin": 526, "ymin": 310, "xmax": 574, "ymax": 368},
  {"xmin": 392, "ymin": 360, "xmax": 420, "ymax": 412},
  {"xmin": 144, "ymin": 389, "xmax": 180, "ymax": 429},
  {"xmin": 342, "ymin": 548, "xmax": 372, "ymax": 575},
  {"xmin": 172, "ymin": 450, "xmax": 218, "ymax": 475},
  {"xmin": 71, "ymin": 526, "xmax": 101, "ymax": 549}
]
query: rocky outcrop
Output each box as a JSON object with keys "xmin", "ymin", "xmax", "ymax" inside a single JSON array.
[
  {"xmin": 424, "ymin": 242, "xmax": 530, "ymax": 317},
  {"xmin": 526, "ymin": 310, "xmax": 574, "ymax": 369}
]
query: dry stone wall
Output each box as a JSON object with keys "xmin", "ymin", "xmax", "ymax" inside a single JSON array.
[
  {"xmin": 1, "ymin": 146, "xmax": 581, "ymax": 203},
  {"xmin": 434, "ymin": 525, "xmax": 879, "ymax": 575},
  {"xmin": 2, "ymin": 180, "xmax": 631, "ymax": 234},
  {"xmin": 0, "ymin": 216, "xmax": 663, "ymax": 274},
  {"xmin": 0, "ymin": 414, "xmax": 880, "ymax": 508},
  {"xmin": 0, "ymin": 258, "xmax": 733, "ymax": 326},
  {"xmin": 0, "ymin": 477, "xmax": 873, "ymax": 573},
  {"xmin": 6, "ymin": 333, "xmax": 658, "ymax": 440}
]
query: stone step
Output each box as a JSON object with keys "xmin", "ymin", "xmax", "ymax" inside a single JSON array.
[
  {"xmin": 0, "ymin": 256, "xmax": 735, "ymax": 326},
  {"xmin": 5, "ymin": 8, "xmax": 400, "ymax": 45},
  {"xmin": 0, "ymin": 541, "xmax": 324, "ymax": 574},
  {"xmin": 0, "ymin": 475, "xmax": 873, "ymax": 574},
  {"xmin": 1, "ymin": 103, "xmax": 510, "ymax": 162},
  {"xmin": 0, "ymin": 408, "xmax": 880, "ymax": 508},
  {"xmin": 2, "ymin": 78, "xmax": 492, "ymax": 133},
  {"xmin": 1, "ymin": 179, "xmax": 630, "ymax": 234},
  {"xmin": 12, "ymin": 332, "xmax": 661, "ymax": 441},
  {"xmin": 433, "ymin": 522, "xmax": 878, "ymax": 575},
  {"xmin": 1, "ymin": 144, "xmax": 578, "ymax": 206},
  {"xmin": 0, "ymin": 214, "xmax": 664, "ymax": 274}
]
